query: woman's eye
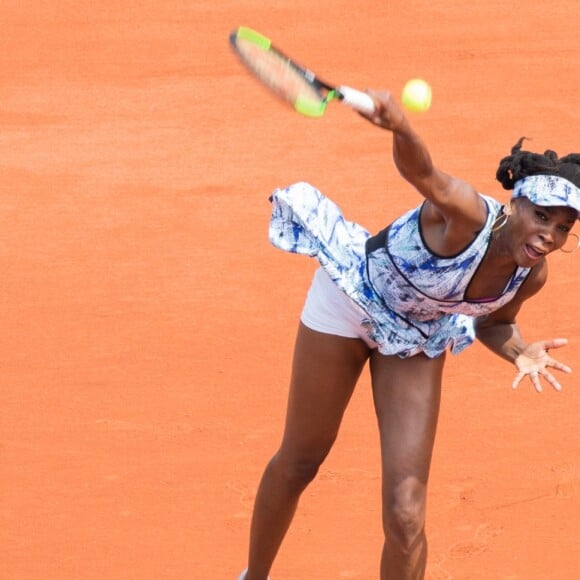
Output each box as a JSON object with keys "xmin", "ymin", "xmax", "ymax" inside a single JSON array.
[
  {"xmin": 558, "ymin": 225, "xmax": 571, "ymax": 233},
  {"xmin": 535, "ymin": 211, "xmax": 548, "ymax": 221}
]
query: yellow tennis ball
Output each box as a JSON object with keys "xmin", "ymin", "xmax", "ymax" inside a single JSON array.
[{"xmin": 401, "ymin": 79, "xmax": 432, "ymax": 112}]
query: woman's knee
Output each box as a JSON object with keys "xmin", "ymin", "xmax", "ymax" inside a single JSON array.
[
  {"xmin": 269, "ymin": 449, "xmax": 327, "ymax": 492},
  {"xmin": 383, "ymin": 477, "xmax": 427, "ymax": 553}
]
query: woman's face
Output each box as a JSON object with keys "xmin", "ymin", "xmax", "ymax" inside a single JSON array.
[{"xmin": 508, "ymin": 198, "xmax": 577, "ymax": 266}]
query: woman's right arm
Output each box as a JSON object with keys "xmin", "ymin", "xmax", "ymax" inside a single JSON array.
[{"xmin": 363, "ymin": 90, "xmax": 487, "ymax": 233}]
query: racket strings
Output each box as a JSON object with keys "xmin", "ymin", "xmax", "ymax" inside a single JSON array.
[{"xmin": 234, "ymin": 39, "xmax": 324, "ymax": 107}]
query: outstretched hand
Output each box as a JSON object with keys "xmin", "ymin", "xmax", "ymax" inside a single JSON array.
[{"xmin": 513, "ymin": 338, "xmax": 572, "ymax": 392}]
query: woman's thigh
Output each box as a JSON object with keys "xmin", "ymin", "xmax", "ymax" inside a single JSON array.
[
  {"xmin": 278, "ymin": 322, "xmax": 371, "ymax": 464},
  {"xmin": 370, "ymin": 351, "xmax": 446, "ymax": 487}
]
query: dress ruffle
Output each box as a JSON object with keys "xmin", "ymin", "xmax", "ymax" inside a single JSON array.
[{"xmin": 269, "ymin": 182, "xmax": 476, "ymax": 358}]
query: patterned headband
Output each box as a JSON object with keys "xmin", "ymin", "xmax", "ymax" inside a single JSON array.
[{"xmin": 512, "ymin": 174, "xmax": 580, "ymax": 219}]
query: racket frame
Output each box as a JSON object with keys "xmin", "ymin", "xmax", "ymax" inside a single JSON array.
[{"xmin": 230, "ymin": 26, "xmax": 374, "ymax": 117}]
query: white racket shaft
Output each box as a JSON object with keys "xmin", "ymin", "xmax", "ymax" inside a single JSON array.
[{"xmin": 337, "ymin": 86, "xmax": 375, "ymax": 114}]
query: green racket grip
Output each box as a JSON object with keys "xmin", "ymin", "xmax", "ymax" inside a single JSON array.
[{"xmin": 337, "ymin": 86, "xmax": 375, "ymax": 114}]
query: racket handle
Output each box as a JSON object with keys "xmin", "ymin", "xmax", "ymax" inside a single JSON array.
[{"xmin": 337, "ymin": 86, "xmax": 375, "ymax": 114}]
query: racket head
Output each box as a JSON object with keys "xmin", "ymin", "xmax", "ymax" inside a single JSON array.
[{"xmin": 229, "ymin": 27, "xmax": 336, "ymax": 118}]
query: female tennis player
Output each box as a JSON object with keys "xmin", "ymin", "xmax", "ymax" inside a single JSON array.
[{"xmin": 239, "ymin": 90, "xmax": 579, "ymax": 580}]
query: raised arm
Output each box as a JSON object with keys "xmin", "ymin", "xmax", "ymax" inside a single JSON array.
[{"xmin": 362, "ymin": 91, "xmax": 488, "ymax": 249}]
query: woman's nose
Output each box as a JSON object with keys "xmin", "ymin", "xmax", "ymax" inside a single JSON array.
[{"xmin": 538, "ymin": 227, "xmax": 555, "ymax": 245}]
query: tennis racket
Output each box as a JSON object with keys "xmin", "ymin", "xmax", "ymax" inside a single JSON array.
[{"xmin": 229, "ymin": 26, "xmax": 376, "ymax": 118}]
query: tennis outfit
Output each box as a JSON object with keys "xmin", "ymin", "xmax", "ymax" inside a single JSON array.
[{"xmin": 269, "ymin": 182, "xmax": 532, "ymax": 358}]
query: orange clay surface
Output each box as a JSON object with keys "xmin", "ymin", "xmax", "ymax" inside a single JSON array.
[{"xmin": 1, "ymin": 2, "xmax": 579, "ymax": 579}]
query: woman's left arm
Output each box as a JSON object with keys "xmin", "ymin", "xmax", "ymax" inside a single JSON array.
[{"xmin": 474, "ymin": 262, "xmax": 572, "ymax": 392}]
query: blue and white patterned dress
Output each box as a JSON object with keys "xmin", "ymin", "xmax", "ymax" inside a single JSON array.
[{"xmin": 269, "ymin": 182, "xmax": 532, "ymax": 358}]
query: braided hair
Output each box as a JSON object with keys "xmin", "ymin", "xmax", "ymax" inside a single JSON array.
[{"xmin": 496, "ymin": 137, "xmax": 580, "ymax": 190}]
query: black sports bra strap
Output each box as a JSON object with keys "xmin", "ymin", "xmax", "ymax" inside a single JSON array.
[{"xmin": 365, "ymin": 226, "xmax": 389, "ymax": 255}]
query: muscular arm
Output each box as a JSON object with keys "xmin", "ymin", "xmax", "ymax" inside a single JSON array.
[{"xmin": 364, "ymin": 91, "xmax": 486, "ymax": 234}]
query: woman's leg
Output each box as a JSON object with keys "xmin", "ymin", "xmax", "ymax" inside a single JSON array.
[
  {"xmin": 370, "ymin": 351, "xmax": 446, "ymax": 580},
  {"xmin": 244, "ymin": 322, "xmax": 370, "ymax": 580}
]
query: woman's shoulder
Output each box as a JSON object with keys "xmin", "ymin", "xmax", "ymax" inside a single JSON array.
[{"xmin": 478, "ymin": 192, "xmax": 503, "ymax": 212}]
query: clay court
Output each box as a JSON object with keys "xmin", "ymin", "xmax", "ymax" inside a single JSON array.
[{"xmin": 1, "ymin": 1, "xmax": 578, "ymax": 579}]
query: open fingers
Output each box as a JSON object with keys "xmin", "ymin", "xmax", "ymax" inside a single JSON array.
[
  {"xmin": 512, "ymin": 372, "xmax": 525, "ymax": 390},
  {"xmin": 546, "ymin": 357, "xmax": 572, "ymax": 374},
  {"xmin": 542, "ymin": 338, "xmax": 568, "ymax": 350},
  {"xmin": 540, "ymin": 370, "xmax": 563, "ymax": 392},
  {"xmin": 529, "ymin": 371, "xmax": 543, "ymax": 393},
  {"xmin": 513, "ymin": 369, "xmax": 565, "ymax": 392}
]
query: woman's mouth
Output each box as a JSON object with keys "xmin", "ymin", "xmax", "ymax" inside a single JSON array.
[{"xmin": 524, "ymin": 244, "xmax": 545, "ymax": 261}]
